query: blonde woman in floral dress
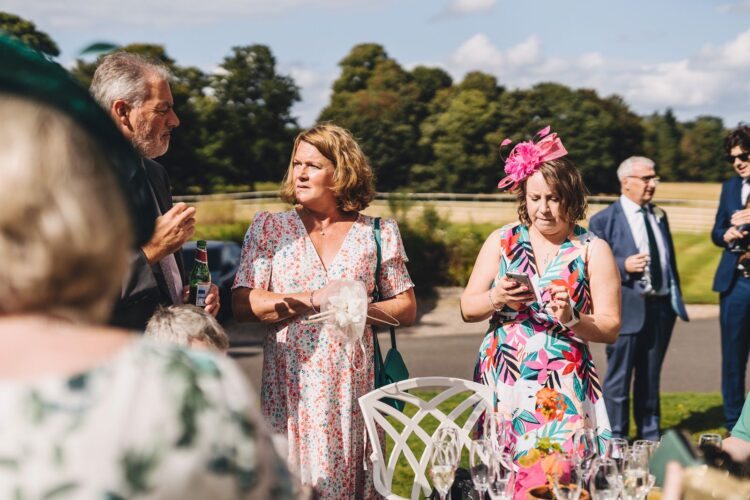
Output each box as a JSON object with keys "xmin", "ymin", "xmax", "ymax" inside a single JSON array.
[
  {"xmin": 460, "ymin": 128, "xmax": 621, "ymax": 461},
  {"xmin": 232, "ymin": 123, "xmax": 417, "ymax": 499}
]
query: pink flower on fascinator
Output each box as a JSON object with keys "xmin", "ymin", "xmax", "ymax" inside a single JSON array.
[{"xmin": 497, "ymin": 126, "xmax": 568, "ymax": 190}]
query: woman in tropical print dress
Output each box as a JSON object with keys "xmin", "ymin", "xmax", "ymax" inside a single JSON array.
[
  {"xmin": 232, "ymin": 123, "xmax": 417, "ymax": 499},
  {"xmin": 461, "ymin": 128, "xmax": 621, "ymax": 464}
]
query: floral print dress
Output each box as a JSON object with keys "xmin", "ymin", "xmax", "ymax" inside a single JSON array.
[
  {"xmin": 0, "ymin": 338, "xmax": 294, "ymax": 499},
  {"xmin": 233, "ymin": 209, "xmax": 414, "ymax": 500},
  {"xmin": 474, "ymin": 222, "xmax": 611, "ymax": 460}
]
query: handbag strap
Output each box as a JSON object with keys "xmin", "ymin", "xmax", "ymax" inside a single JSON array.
[{"xmin": 373, "ymin": 217, "xmax": 397, "ymax": 350}]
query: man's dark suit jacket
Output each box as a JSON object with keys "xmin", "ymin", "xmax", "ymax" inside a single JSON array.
[
  {"xmin": 712, "ymin": 176, "xmax": 745, "ymax": 293},
  {"xmin": 589, "ymin": 199, "xmax": 689, "ymax": 334},
  {"xmin": 110, "ymin": 158, "xmax": 186, "ymax": 331}
]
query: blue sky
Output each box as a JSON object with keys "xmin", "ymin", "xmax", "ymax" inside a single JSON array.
[{"xmin": 6, "ymin": 0, "xmax": 750, "ymax": 127}]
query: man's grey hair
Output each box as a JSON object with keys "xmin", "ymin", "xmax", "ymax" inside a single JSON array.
[
  {"xmin": 90, "ymin": 52, "xmax": 172, "ymax": 111},
  {"xmin": 145, "ymin": 305, "xmax": 229, "ymax": 352},
  {"xmin": 617, "ymin": 156, "xmax": 656, "ymax": 180}
]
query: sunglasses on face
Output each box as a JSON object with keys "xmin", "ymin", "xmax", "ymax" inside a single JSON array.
[{"xmin": 727, "ymin": 152, "xmax": 750, "ymax": 163}]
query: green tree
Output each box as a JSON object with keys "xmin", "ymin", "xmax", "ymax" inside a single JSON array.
[
  {"xmin": 491, "ymin": 83, "xmax": 643, "ymax": 194},
  {"xmin": 0, "ymin": 12, "xmax": 59, "ymax": 56},
  {"xmin": 679, "ymin": 116, "xmax": 729, "ymax": 181},
  {"xmin": 411, "ymin": 72, "xmax": 504, "ymax": 192},
  {"xmin": 208, "ymin": 44, "xmax": 300, "ymax": 187},
  {"xmin": 320, "ymin": 44, "xmax": 431, "ymax": 191},
  {"xmin": 643, "ymin": 109, "xmax": 683, "ymax": 181}
]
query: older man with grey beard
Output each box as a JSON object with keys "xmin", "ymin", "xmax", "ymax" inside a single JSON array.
[{"xmin": 90, "ymin": 52, "xmax": 219, "ymax": 330}]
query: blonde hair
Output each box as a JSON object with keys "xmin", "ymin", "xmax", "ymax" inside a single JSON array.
[
  {"xmin": 279, "ymin": 123, "xmax": 375, "ymax": 212},
  {"xmin": 0, "ymin": 95, "xmax": 133, "ymax": 323},
  {"xmin": 145, "ymin": 305, "xmax": 229, "ymax": 352}
]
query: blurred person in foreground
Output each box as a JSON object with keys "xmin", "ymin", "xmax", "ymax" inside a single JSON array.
[
  {"xmin": 589, "ymin": 156, "xmax": 688, "ymax": 441},
  {"xmin": 712, "ymin": 124, "xmax": 750, "ymax": 431},
  {"xmin": 460, "ymin": 127, "xmax": 621, "ymax": 463},
  {"xmin": 90, "ymin": 52, "xmax": 219, "ymax": 330},
  {"xmin": 232, "ymin": 123, "xmax": 417, "ymax": 499},
  {"xmin": 146, "ymin": 304, "xmax": 230, "ymax": 353},
  {"xmin": 0, "ymin": 36, "xmax": 293, "ymax": 499}
]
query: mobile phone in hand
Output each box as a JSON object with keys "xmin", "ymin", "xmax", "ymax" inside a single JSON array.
[{"xmin": 504, "ymin": 271, "xmax": 542, "ymax": 304}]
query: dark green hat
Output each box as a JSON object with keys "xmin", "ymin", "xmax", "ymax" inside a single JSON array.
[{"xmin": 0, "ymin": 34, "xmax": 156, "ymax": 246}]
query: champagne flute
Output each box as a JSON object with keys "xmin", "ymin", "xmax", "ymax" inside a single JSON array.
[
  {"xmin": 487, "ymin": 451, "xmax": 514, "ymax": 500},
  {"xmin": 572, "ymin": 428, "xmax": 598, "ymax": 486},
  {"xmin": 622, "ymin": 448, "xmax": 649, "ymax": 500},
  {"xmin": 550, "ymin": 452, "xmax": 584, "ymax": 500},
  {"xmin": 698, "ymin": 433, "xmax": 722, "ymax": 448},
  {"xmin": 434, "ymin": 426, "xmax": 461, "ymax": 465},
  {"xmin": 589, "ymin": 457, "xmax": 621, "ymax": 500},
  {"xmin": 483, "ymin": 411, "xmax": 507, "ymax": 454},
  {"xmin": 604, "ymin": 437, "xmax": 629, "ymax": 475},
  {"xmin": 470, "ymin": 439, "xmax": 492, "ymax": 499},
  {"xmin": 632, "ymin": 439, "xmax": 659, "ymax": 460},
  {"xmin": 430, "ymin": 441, "xmax": 457, "ymax": 500}
]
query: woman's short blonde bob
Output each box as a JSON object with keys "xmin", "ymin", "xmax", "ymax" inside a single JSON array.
[{"xmin": 280, "ymin": 123, "xmax": 375, "ymax": 213}]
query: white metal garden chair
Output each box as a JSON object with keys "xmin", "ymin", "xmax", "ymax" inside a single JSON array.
[{"xmin": 358, "ymin": 376, "xmax": 494, "ymax": 500}]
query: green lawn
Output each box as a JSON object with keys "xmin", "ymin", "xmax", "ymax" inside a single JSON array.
[
  {"xmin": 384, "ymin": 391, "xmax": 725, "ymax": 497},
  {"xmin": 672, "ymin": 233, "xmax": 721, "ymax": 304}
]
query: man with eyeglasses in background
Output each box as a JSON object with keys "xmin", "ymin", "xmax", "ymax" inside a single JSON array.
[
  {"xmin": 712, "ymin": 124, "xmax": 750, "ymax": 432},
  {"xmin": 590, "ymin": 156, "xmax": 688, "ymax": 440}
]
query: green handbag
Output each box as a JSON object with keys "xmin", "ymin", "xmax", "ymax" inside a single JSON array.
[{"xmin": 372, "ymin": 217, "xmax": 409, "ymax": 411}]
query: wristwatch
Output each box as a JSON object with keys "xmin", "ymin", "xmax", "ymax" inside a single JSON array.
[{"xmin": 562, "ymin": 308, "xmax": 580, "ymax": 328}]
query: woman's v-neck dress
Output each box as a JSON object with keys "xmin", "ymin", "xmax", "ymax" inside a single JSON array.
[{"xmin": 474, "ymin": 222, "xmax": 611, "ymax": 460}]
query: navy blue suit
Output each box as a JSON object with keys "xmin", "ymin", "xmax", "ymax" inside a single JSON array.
[
  {"xmin": 711, "ymin": 176, "xmax": 750, "ymax": 428},
  {"xmin": 589, "ymin": 200, "xmax": 688, "ymax": 439}
]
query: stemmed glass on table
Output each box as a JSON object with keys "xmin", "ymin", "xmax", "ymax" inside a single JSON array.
[
  {"xmin": 572, "ymin": 428, "xmax": 598, "ymax": 488},
  {"xmin": 431, "ymin": 427, "xmax": 461, "ymax": 499},
  {"xmin": 550, "ymin": 452, "xmax": 585, "ymax": 500},
  {"xmin": 430, "ymin": 440, "xmax": 457, "ymax": 500},
  {"xmin": 487, "ymin": 451, "xmax": 514, "ymax": 500},
  {"xmin": 622, "ymin": 447, "xmax": 655, "ymax": 500},
  {"xmin": 470, "ymin": 438, "xmax": 492, "ymax": 499},
  {"xmin": 589, "ymin": 457, "xmax": 621, "ymax": 500}
]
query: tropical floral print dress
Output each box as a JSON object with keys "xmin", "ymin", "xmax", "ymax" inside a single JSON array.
[
  {"xmin": 233, "ymin": 209, "xmax": 414, "ymax": 500},
  {"xmin": 474, "ymin": 222, "xmax": 611, "ymax": 460},
  {"xmin": 0, "ymin": 338, "xmax": 294, "ymax": 499}
]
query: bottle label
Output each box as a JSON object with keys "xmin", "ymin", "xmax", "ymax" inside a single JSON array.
[
  {"xmin": 195, "ymin": 283, "xmax": 210, "ymax": 307},
  {"xmin": 196, "ymin": 249, "xmax": 208, "ymax": 264}
]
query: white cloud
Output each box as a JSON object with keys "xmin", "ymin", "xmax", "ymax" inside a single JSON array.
[
  {"xmin": 434, "ymin": 0, "xmax": 496, "ymax": 19},
  {"xmin": 441, "ymin": 30, "xmax": 750, "ymax": 126},
  {"xmin": 719, "ymin": 0, "xmax": 750, "ymax": 13},
  {"xmin": 282, "ymin": 63, "xmax": 336, "ymax": 127},
  {"xmin": 446, "ymin": 0, "xmax": 496, "ymax": 15}
]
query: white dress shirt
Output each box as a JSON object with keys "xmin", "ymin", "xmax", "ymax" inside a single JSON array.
[{"xmin": 620, "ymin": 195, "xmax": 670, "ymax": 295}]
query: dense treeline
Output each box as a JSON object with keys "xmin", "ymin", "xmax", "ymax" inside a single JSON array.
[{"xmin": 1, "ymin": 13, "xmax": 734, "ymax": 194}]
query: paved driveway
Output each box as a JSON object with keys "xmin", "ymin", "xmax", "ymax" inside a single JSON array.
[{"xmin": 228, "ymin": 289, "xmax": 741, "ymax": 395}]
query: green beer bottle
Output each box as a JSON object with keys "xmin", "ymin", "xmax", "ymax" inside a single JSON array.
[{"xmin": 188, "ymin": 240, "xmax": 211, "ymax": 306}]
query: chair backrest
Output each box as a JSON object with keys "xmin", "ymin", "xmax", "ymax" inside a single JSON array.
[{"xmin": 358, "ymin": 376, "xmax": 494, "ymax": 500}]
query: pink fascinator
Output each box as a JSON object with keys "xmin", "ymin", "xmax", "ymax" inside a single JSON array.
[{"xmin": 497, "ymin": 126, "xmax": 568, "ymax": 190}]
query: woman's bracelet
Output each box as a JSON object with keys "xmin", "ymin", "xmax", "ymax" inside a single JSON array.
[
  {"xmin": 488, "ymin": 289, "xmax": 503, "ymax": 312},
  {"xmin": 310, "ymin": 290, "xmax": 318, "ymax": 313}
]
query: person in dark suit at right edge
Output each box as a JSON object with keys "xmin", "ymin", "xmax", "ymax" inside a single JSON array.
[
  {"xmin": 90, "ymin": 52, "xmax": 220, "ymax": 330},
  {"xmin": 712, "ymin": 124, "xmax": 750, "ymax": 431}
]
